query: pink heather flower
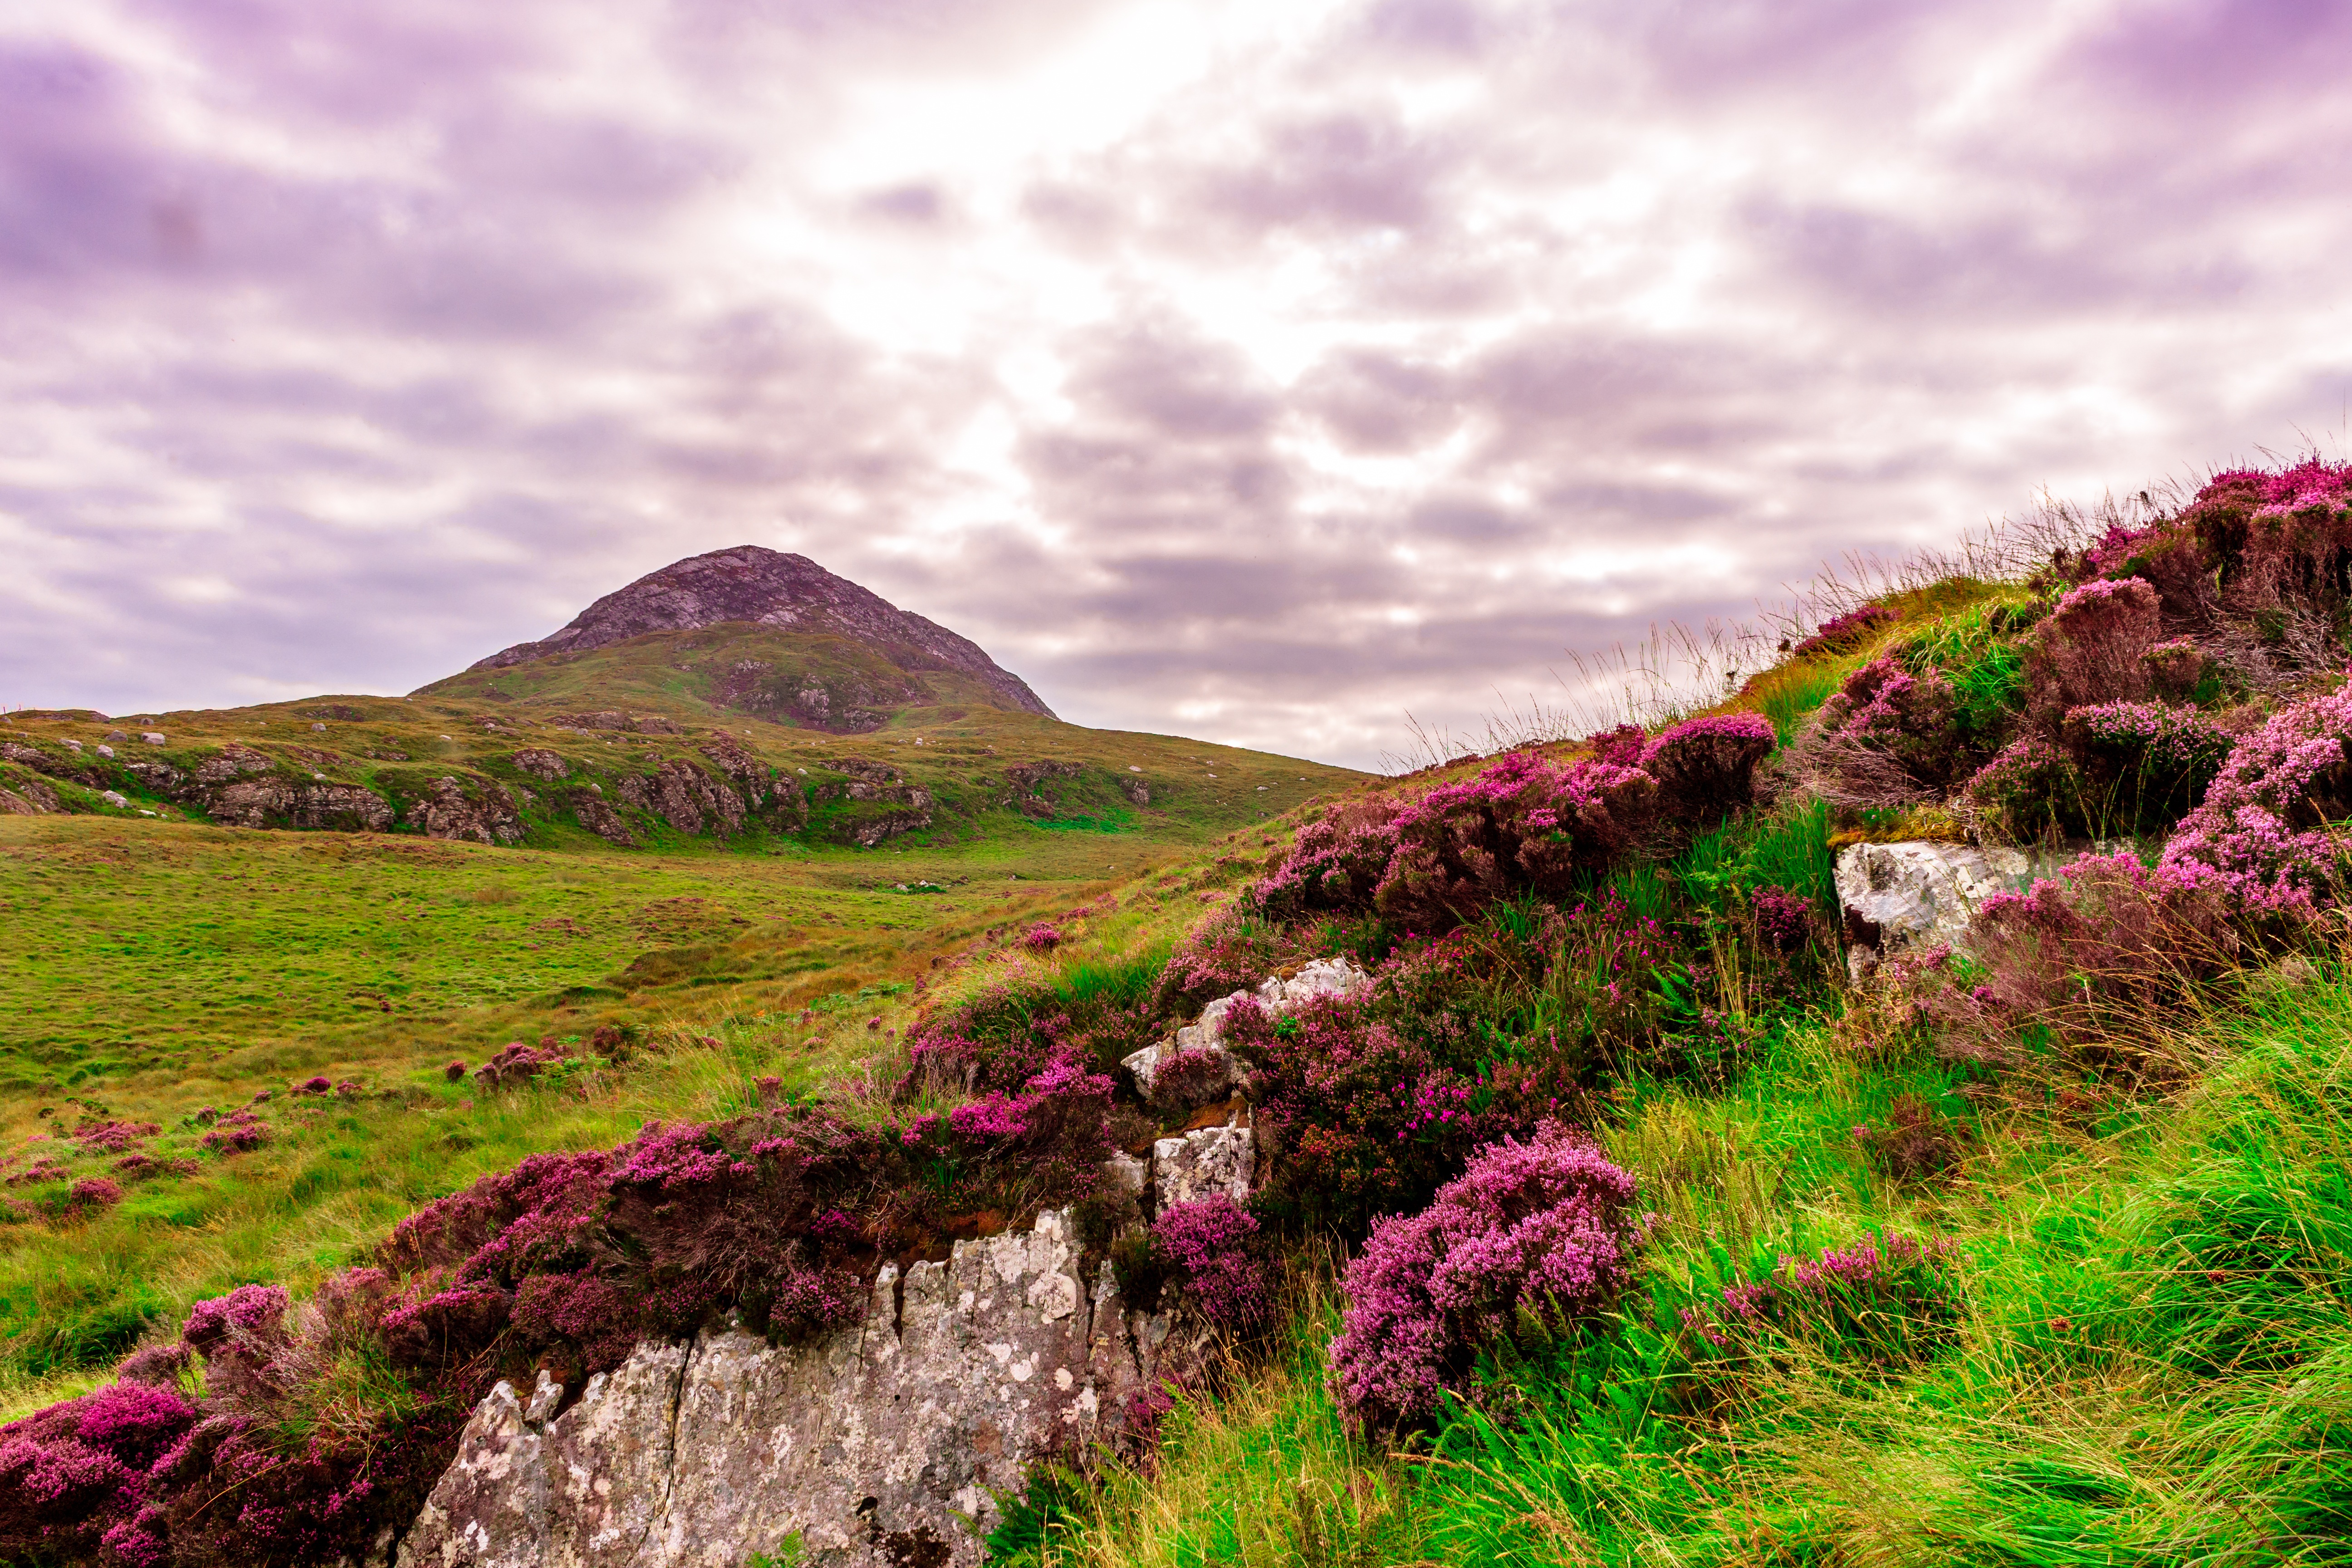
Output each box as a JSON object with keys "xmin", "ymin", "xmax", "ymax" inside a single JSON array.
[{"xmin": 1328, "ymin": 1126, "xmax": 1640, "ymax": 1430}]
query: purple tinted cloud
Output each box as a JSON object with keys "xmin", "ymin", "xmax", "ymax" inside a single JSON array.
[{"xmin": 3, "ymin": 0, "xmax": 2349, "ymax": 769}]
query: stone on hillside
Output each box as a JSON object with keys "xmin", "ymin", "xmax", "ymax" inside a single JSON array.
[
  {"xmin": 1834, "ymin": 840, "xmax": 2032, "ymax": 974},
  {"xmin": 509, "ymin": 748, "xmax": 569, "ymax": 781},
  {"xmin": 95, "ymin": 745, "xmax": 114, "ymax": 758},
  {"xmin": 100, "ymin": 790, "xmax": 129, "ymax": 808},
  {"xmin": 397, "ymin": 1208, "xmax": 1157, "ymax": 1568},
  {"xmin": 1153, "ymin": 1123, "xmax": 1255, "ymax": 1207},
  {"xmin": 141, "ymin": 732, "xmax": 165, "ymax": 745}
]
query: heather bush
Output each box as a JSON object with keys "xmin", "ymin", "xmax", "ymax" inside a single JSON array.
[
  {"xmin": 1369, "ymin": 753, "xmax": 1659, "ymax": 934},
  {"xmin": 1327, "ymin": 1127, "xmax": 1641, "ymax": 1431},
  {"xmin": 1794, "ymin": 656, "xmax": 1971, "ymax": 810},
  {"xmin": 1678, "ymin": 1230, "xmax": 1966, "ymax": 1374},
  {"xmin": 1637, "ymin": 714, "xmax": 1775, "ymax": 826},
  {"xmin": 1150, "ymin": 911, "xmax": 1284, "ymax": 1016},
  {"xmin": 1937, "ymin": 851, "xmax": 2244, "ymax": 1060},
  {"xmin": 1149, "ymin": 1196, "xmax": 1273, "ymax": 1331},
  {"xmin": 1749, "ymin": 887, "xmax": 1817, "ymax": 953},
  {"xmin": 1221, "ymin": 989, "xmax": 1561, "ymax": 1240},
  {"xmin": 2158, "ymin": 683, "xmax": 2352, "ymax": 915},
  {"xmin": 2022, "ymin": 577, "xmax": 2160, "ymax": 725},
  {"xmin": 1788, "ymin": 603, "xmax": 1896, "ymax": 660}
]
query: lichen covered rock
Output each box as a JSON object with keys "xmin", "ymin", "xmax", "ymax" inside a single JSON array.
[{"xmin": 397, "ymin": 1209, "xmax": 1161, "ymax": 1568}]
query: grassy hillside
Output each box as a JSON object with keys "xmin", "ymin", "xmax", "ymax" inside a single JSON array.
[
  {"xmin": 0, "ymin": 623, "xmax": 1361, "ymax": 1417},
  {"xmin": 10, "ymin": 462, "xmax": 2352, "ymax": 1568}
]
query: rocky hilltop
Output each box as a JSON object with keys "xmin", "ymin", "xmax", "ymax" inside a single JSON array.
[{"xmin": 469, "ymin": 547, "xmax": 1055, "ymax": 719}]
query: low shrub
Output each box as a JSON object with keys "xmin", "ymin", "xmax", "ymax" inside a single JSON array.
[
  {"xmin": 2159, "ymin": 682, "xmax": 2352, "ymax": 915},
  {"xmin": 1327, "ymin": 1127, "xmax": 1641, "ymax": 1431},
  {"xmin": 1789, "ymin": 603, "xmax": 1897, "ymax": 660},
  {"xmin": 1149, "ymin": 1195, "xmax": 1273, "ymax": 1331},
  {"xmin": 1795, "ymin": 656, "xmax": 1972, "ymax": 811},
  {"xmin": 1935, "ymin": 850, "xmax": 2245, "ymax": 1060},
  {"xmin": 1678, "ymin": 1230, "xmax": 1966, "ymax": 1375},
  {"xmin": 2022, "ymin": 578, "xmax": 2160, "ymax": 725}
]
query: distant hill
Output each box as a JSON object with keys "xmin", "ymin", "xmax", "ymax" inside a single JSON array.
[
  {"xmin": 1, "ymin": 549, "xmax": 1364, "ymax": 853},
  {"xmin": 466, "ymin": 547, "xmax": 1054, "ymax": 720}
]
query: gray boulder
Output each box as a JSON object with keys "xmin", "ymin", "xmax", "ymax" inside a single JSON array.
[{"xmin": 398, "ymin": 1209, "xmax": 1162, "ymax": 1568}]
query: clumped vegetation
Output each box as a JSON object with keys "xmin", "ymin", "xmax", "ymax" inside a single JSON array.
[{"xmin": 14, "ymin": 455, "xmax": 2352, "ymax": 1568}]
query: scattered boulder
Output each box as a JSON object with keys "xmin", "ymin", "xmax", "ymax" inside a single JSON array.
[
  {"xmin": 141, "ymin": 732, "xmax": 166, "ymax": 746},
  {"xmin": 1833, "ymin": 840, "xmax": 2124, "ymax": 975}
]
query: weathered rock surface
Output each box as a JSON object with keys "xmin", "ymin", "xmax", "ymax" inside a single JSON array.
[
  {"xmin": 1834, "ymin": 839, "xmax": 2128, "ymax": 974},
  {"xmin": 1834, "ymin": 841, "xmax": 2029, "ymax": 961},
  {"xmin": 0, "ymin": 785, "xmax": 52, "ymax": 815},
  {"xmin": 397, "ymin": 1210, "xmax": 1158, "ymax": 1568},
  {"xmin": 510, "ymin": 748, "xmax": 570, "ymax": 781},
  {"xmin": 1152, "ymin": 1122, "xmax": 1256, "ymax": 1207},
  {"xmin": 470, "ymin": 546, "xmax": 1054, "ymax": 719},
  {"xmin": 407, "ymin": 777, "xmax": 525, "ymax": 846},
  {"xmin": 1122, "ymin": 956, "xmax": 1367, "ymax": 1107},
  {"xmin": 208, "ymin": 779, "xmax": 396, "ymax": 832}
]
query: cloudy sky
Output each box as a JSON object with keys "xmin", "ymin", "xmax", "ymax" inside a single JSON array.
[{"xmin": 5, "ymin": 0, "xmax": 2348, "ymax": 770}]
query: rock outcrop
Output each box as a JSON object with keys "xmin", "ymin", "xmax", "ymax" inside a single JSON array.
[
  {"xmin": 401, "ymin": 975, "xmax": 1287, "ymax": 1568},
  {"xmin": 469, "ymin": 547, "xmax": 1054, "ymax": 720},
  {"xmin": 406, "ymin": 777, "xmax": 526, "ymax": 846},
  {"xmin": 1834, "ymin": 839, "xmax": 2130, "ymax": 975},
  {"xmin": 398, "ymin": 1210, "xmax": 1160, "ymax": 1568},
  {"xmin": 1123, "ymin": 956, "xmax": 1366, "ymax": 1107}
]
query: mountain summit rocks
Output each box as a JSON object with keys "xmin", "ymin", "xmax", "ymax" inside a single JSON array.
[{"xmin": 469, "ymin": 547, "xmax": 1055, "ymax": 719}]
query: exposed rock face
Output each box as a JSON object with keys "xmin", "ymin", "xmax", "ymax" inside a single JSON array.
[
  {"xmin": 552, "ymin": 711, "xmax": 681, "ymax": 735},
  {"xmin": 407, "ymin": 778, "xmax": 526, "ymax": 846},
  {"xmin": 573, "ymin": 796, "xmax": 635, "ymax": 846},
  {"xmin": 1833, "ymin": 840, "xmax": 2122, "ymax": 975},
  {"xmin": 208, "ymin": 780, "xmax": 396, "ymax": 832},
  {"xmin": 1005, "ymin": 760, "xmax": 1083, "ymax": 816},
  {"xmin": 1152, "ymin": 1123, "xmax": 1255, "ymax": 1207},
  {"xmin": 398, "ymin": 1210, "xmax": 1159, "ymax": 1568},
  {"xmin": 0, "ymin": 785, "xmax": 53, "ymax": 814},
  {"xmin": 470, "ymin": 547, "xmax": 1054, "ymax": 719},
  {"xmin": 510, "ymin": 749, "xmax": 569, "ymax": 781},
  {"xmin": 1122, "ymin": 956, "xmax": 1367, "ymax": 1107},
  {"xmin": 1835, "ymin": 841, "xmax": 2029, "ymax": 965},
  {"xmin": 617, "ymin": 761, "xmax": 745, "ymax": 839}
]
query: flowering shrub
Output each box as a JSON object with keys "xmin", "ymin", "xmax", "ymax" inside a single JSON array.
[
  {"xmin": 1945, "ymin": 851, "xmax": 2243, "ymax": 1055},
  {"xmin": 1149, "ymin": 1195, "xmax": 1272, "ymax": 1330},
  {"xmin": 1021, "ymin": 922, "xmax": 1063, "ymax": 952},
  {"xmin": 2158, "ymin": 684, "xmax": 2352, "ymax": 915},
  {"xmin": 1638, "ymin": 713, "xmax": 1776, "ymax": 825},
  {"xmin": 1750, "ymin": 887, "xmax": 1817, "ymax": 953},
  {"xmin": 2023, "ymin": 578, "xmax": 2160, "ymax": 724},
  {"xmin": 1327, "ymin": 1127, "xmax": 1641, "ymax": 1430},
  {"xmin": 0, "ymin": 1381, "xmax": 197, "ymax": 1564},
  {"xmin": 1789, "ymin": 603, "xmax": 1897, "ymax": 660},
  {"xmin": 1369, "ymin": 752, "xmax": 1658, "ymax": 933},
  {"xmin": 1680, "ymin": 1230, "xmax": 1965, "ymax": 1372},
  {"xmin": 1797, "ymin": 656, "xmax": 1969, "ymax": 809},
  {"xmin": 1583, "ymin": 723, "xmax": 1647, "ymax": 766},
  {"xmin": 1222, "ymin": 988, "xmax": 1575, "ymax": 1239},
  {"xmin": 1250, "ymin": 798, "xmax": 1406, "ymax": 922},
  {"xmin": 71, "ymin": 1121, "xmax": 159, "ymax": 1156},
  {"xmin": 1150, "ymin": 911, "xmax": 1284, "ymax": 1016}
]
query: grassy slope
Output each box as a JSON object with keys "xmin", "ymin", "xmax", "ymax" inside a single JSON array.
[
  {"xmin": 1032, "ymin": 978, "xmax": 2352, "ymax": 1567},
  {"xmin": 0, "ymin": 628, "xmax": 1363, "ymax": 1415},
  {"xmin": 998, "ymin": 578, "xmax": 2352, "ymax": 1568}
]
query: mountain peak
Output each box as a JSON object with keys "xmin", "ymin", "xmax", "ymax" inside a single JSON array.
[{"xmin": 469, "ymin": 546, "xmax": 1054, "ymax": 718}]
